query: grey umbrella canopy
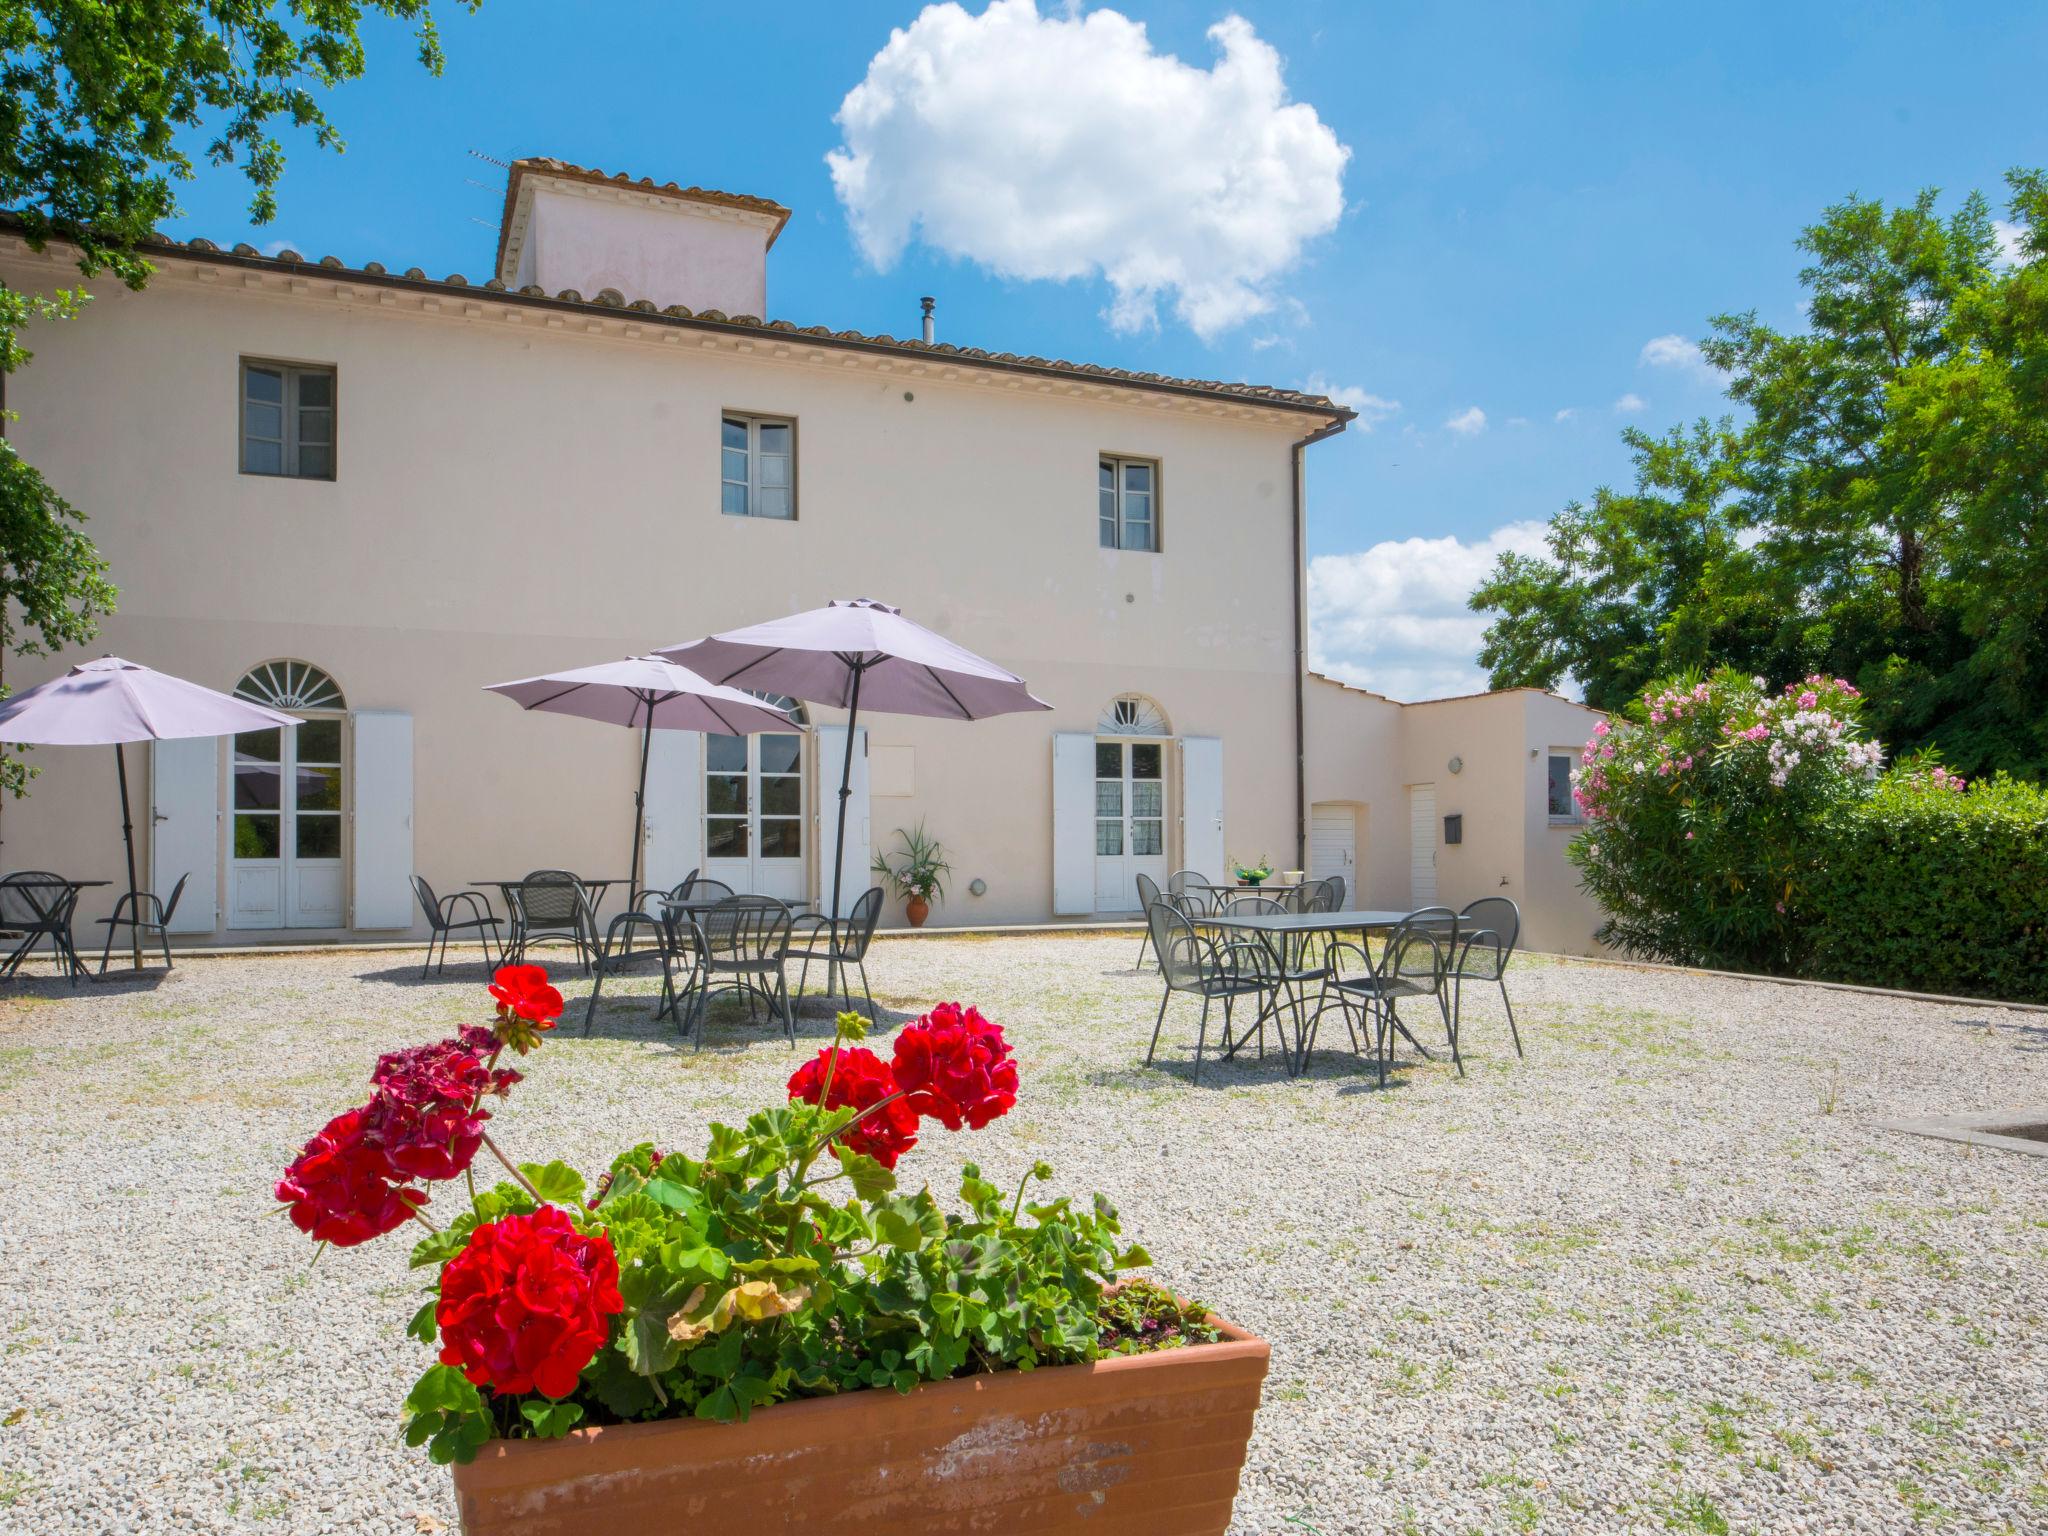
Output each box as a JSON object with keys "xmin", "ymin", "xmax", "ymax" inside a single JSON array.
[
  {"xmin": 0, "ymin": 657, "xmax": 299, "ymax": 967},
  {"xmin": 484, "ymin": 656, "xmax": 798, "ymax": 897},
  {"xmin": 658, "ymin": 599, "xmax": 1049, "ymax": 922}
]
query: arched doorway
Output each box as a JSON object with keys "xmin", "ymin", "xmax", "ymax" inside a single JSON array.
[
  {"xmin": 1093, "ymin": 694, "xmax": 1171, "ymax": 912},
  {"xmin": 228, "ymin": 661, "xmax": 348, "ymax": 928},
  {"xmin": 702, "ymin": 694, "xmax": 809, "ymax": 902}
]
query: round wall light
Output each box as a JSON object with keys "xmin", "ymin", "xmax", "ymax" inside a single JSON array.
[
  {"xmin": 1448, "ymin": 755, "xmax": 1464, "ymax": 775},
  {"xmin": 968, "ymin": 878, "xmax": 987, "ymax": 898}
]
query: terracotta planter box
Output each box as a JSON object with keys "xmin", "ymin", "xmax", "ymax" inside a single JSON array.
[{"xmin": 450, "ymin": 1311, "xmax": 1269, "ymax": 1535}]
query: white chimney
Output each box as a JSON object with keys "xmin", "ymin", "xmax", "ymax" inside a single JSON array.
[
  {"xmin": 921, "ymin": 295, "xmax": 936, "ymax": 344},
  {"xmin": 495, "ymin": 158, "xmax": 791, "ymax": 317}
]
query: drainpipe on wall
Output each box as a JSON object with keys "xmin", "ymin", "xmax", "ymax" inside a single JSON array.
[{"xmin": 1290, "ymin": 417, "xmax": 1350, "ymax": 873}]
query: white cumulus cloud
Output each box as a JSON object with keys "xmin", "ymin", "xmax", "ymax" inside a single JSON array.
[
  {"xmin": 1554, "ymin": 407, "xmax": 1578, "ymax": 423},
  {"xmin": 1993, "ymin": 219, "xmax": 2030, "ymax": 268},
  {"xmin": 826, "ymin": 1, "xmax": 1349, "ymax": 338},
  {"xmin": 1613, "ymin": 392, "xmax": 1646, "ymax": 413},
  {"xmin": 1444, "ymin": 406, "xmax": 1487, "ymax": 435},
  {"xmin": 1301, "ymin": 374, "xmax": 1400, "ymax": 430},
  {"xmin": 1308, "ymin": 520, "xmax": 1552, "ymax": 701},
  {"xmin": 1639, "ymin": 333, "xmax": 1703, "ymax": 369}
]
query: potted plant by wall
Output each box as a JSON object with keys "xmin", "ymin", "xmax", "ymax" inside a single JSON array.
[
  {"xmin": 276, "ymin": 969, "xmax": 1269, "ymax": 1536},
  {"xmin": 1229, "ymin": 855, "xmax": 1273, "ymax": 888},
  {"xmin": 873, "ymin": 820, "xmax": 950, "ymax": 926}
]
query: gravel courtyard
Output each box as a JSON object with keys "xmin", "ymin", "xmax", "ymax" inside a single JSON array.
[{"xmin": 2, "ymin": 933, "xmax": 2045, "ymax": 1535}]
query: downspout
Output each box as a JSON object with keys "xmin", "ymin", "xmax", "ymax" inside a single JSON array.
[{"xmin": 1290, "ymin": 417, "xmax": 1351, "ymax": 873}]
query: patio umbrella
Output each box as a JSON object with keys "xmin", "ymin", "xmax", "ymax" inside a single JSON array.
[
  {"xmin": 0, "ymin": 656, "xmax": 299, "ymax": 967},
  {"xmin": 657, "ymin": 599, "xmax": 1050, "ymax": 925},
  {"xmin": 483, "ymin": 656, "xmax": 798, "ymax": 899}
]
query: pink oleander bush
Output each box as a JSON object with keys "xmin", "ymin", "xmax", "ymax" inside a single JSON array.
[
  {"xmin": 1569, "ymin": 669, "xmax": 1883, "ymax": 973},
  {"xmin": 1568, "ymin": 668, "xmax": 2048, "ymax": 1000}
]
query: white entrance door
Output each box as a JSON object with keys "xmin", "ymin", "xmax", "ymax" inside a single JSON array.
[
  {"xmin": 1408, "ymin": 783, "xmax": 1437, "ymax": 907},
  {"xmin": 1093, "ymin": 739, "xmax": 1168, "ymax": 913},
  {"xmin": 229, "ymin": 715, "xmax": 346, "ymax": 928},
  {"xmin": 703, "ymin": 727, "xmax": 806, "ymax": 901},
  {"xmin": 1310, "ymin": 804, "xmax": 1356, "ymax": 888}
]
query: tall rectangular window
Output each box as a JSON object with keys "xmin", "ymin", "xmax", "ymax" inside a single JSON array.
[
  {"xmin": 1547, "ymin": 752, "xmax": 1579, "ymax": 821},
  {"xmin": 1098, "ymin": 455, "xmax": 1158, "ymax": 551},
  {"xmin": 721, "ymin": 414, "xmax": 795, "ymax": 519},
  {"xmin": 241, "ymin": 361, "xmax": 335, "ymax": 479}
]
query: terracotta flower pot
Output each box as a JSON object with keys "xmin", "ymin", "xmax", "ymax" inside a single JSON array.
[
  {"xmin": 905, "ymin": 896, "xmax": 930, "ymax": 927},
  {"xmin": 450, "ymin": 1310, "xmax": 1269, "ymax": 1536}
]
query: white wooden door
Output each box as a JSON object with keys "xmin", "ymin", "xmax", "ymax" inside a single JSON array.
[
  {"xmin": 642, "ymin": 730, "xmax": 702, "ymax": 893},
  {"xmin": 1180, "ymin": 736, "xmax": 1224, "ymax": 884},
  {"xmin": 1408, "ymin": 783, "xmax": 1438, "ymax": 907},
  {"xmin": 1051, "ymin": 733, "xmax": 1094, "ymax": 916},
  {"xmin": 706, "ymin": 726, "xmax": 810, "ymax": 904},
  {"xmin": 151, "ymin": 737, "xmax": 219, "ymax": 934},
  {"xmin": 1092, "ymin": 738, "xmax": 1168, "ymax": 912},
  {"xmin": 350, "ymin": 712, "xmax": 412, "ymax": 929},
  {"xmin": 813, "ymin": 725, "xmax": 867, "ymax": 917},
  {"xmin": 228, "ymin": 715, "xmax": 343, "ymax": 929},
  {"xmin": 1309, "ymin": 804, "xmax": 1356, "ymax": 887}
]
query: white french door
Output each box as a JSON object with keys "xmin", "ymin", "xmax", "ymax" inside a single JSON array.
[
  {"xmin": 229, "ymin": 716, "xmax": 346, "ymax": 928},
  {"xmin": 703, "ymin": 729, "xmax": 806, "ymax": 901},
  {"xmin": 1093, "ymin": 738, "xmax": 1169, "ymax": 913}
]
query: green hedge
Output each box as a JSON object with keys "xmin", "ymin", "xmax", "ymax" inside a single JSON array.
[{"xmin": 1807, "ymin": 773, "xmax": 2048, "ymax": 1002}]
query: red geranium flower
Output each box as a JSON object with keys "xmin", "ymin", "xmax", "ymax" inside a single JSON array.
[
  {"xmin": 489, "ymin": 964, "xmax": 564, "ymax": 1027},
  {"xmin": 787, "ymin": 1045, "xmax": 920, "ymax": 1169},
  {"xmin": 276, "ymin": 1105, "xmax": 426, "ymax": 1247},
  {"xmin": 890, "ymin": 1003, "xmax": 1017, "ymax": 1130},
  {"xmin": 367, "ymin": 1034, "xmax": 522, "ymax": 1182},
  {"xmin": 436, "ymin": 1206, "xmax": 623, "ymax": 1398}
]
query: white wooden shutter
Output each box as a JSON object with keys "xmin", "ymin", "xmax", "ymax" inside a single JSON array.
[
  {"xmin": 815, "ymin": 725, "xmax": 868, "ymax": 919},
  {"xmin": 1051, "ymin": 732, "xmax": 1095, "ymax": 915},
  {"xmin": 642, "ymin": 729, "xmax": 702, "ymax": 892},
  {"xmin": 1408, "ymin": 783, "xmax": 1438, "ymax": 906},
  {"xmin": 350, "ymin": 711, "xmax": 413, "ymax": 929},
  {"xmin": 150, "ymin": 737, "xmax": 219, "ymax": 934},
  {"xmin": 1180, "ymin": 735, "xmax": 1224, "ymax": 884}
]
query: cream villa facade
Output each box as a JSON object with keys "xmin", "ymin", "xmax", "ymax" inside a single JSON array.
[{"xmin": 0, "ymin": 158, "xmax": 1603, "ymax": 955}]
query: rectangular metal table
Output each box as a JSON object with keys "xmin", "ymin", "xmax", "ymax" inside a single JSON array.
[
  {"xmin": 1194, "ymin": 909, "xmax": 1424, "ymax": 1071},
  {"xmin": 0, "ymin": 877, "xmax": 111, "ymax": 984}
]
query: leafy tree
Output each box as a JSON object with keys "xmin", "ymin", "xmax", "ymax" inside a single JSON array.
[
  {"xmin": 1474, "ymin": 171, "xmax": 2048, "ymax": 777},
  {"xmin": 0, "ymin": 0, "xmax": 479, "ymax": 792}
]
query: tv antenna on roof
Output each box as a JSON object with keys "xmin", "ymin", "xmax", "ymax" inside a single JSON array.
[{"xmin": 467, "ymin": 149, "xmax": 510, "ymax": 170}]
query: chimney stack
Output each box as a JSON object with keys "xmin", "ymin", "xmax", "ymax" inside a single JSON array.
[{"xmin": 920, "ymin": 296, "xmax": 936, "ymax": 345}]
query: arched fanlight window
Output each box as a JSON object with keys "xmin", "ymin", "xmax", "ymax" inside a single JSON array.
[
  {"xmin": 1097, "ymin": 694, "xmax": 1168, "ymax": 736},
  {"xmin": 235, "ymin": 659, "xmax": 347, "ymax": 712},
  {"xmin": 747, "ymin": 691, "xmax": 808, "ymax": 727}
]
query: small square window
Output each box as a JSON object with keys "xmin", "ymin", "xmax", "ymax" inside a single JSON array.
[
  {"xmin": 1098, "ymin": 455, "xmax": 1160, "ymax": 551},
  {"xmin": 721, "ymin": 414, "xmax": 797, "ymax": 519},
  {"xmin": 1547, "ymin": 753, "xmax": 1580, "ymax": 821},
  {"xmin": 240, "ymin": 360, "xmax": 336, "ymax": 479}
]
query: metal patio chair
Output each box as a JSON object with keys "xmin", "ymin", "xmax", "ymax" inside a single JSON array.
[
  {"xmin": 0, "ymin": 873, "xmax": 82, "ymax": 984},
  {"xmin": 1143, "ymin": 901, "xmax": 1277, "ymax": 1084},
  {"xmin": 507, "ymin": 869, "xmax": 595, "ymax": 970},
  {"xmin": 1452, "ymin": 896, "xmax": 1525, "ymax": 1062},
  {"xmin": 410, "ymin": 876, "xmax": 503, "ymax": 978},
  {"xmin": 96, "ymin": 873, "xmax": 190, "ymax": 976},
  {"xmin": 1133, "ymin": 871, "xmax": 1163, "ymax": 970},
  {"xmin": 680, "ymin": 895, "xmax": 794, "ymax": 1050},
  {"xmin": 1312, "ymin": 912, "xmax": 1454, "ymax": 1085},
  {"xmin": 1166, "ymin": 870, "xmax": 1221, "ymax": 917},
  {"xmin": 584, "ymin": 879, "xmax": 700, "ymax": 1035},
  {"xmin": 1220, "ymin": 892, "xmax": 1331, "ymax": 1068},
  {"xmin": 786, "ymin": 886, "xmax": 884, "ymax": 1023}
]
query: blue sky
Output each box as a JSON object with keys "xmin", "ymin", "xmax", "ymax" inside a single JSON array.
[{"xmin": 161, "ymin": 0, "xmax": 2048, "ymax": 698}]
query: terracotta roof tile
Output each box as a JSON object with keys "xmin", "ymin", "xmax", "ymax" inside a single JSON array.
[{"xmin": 0, "ymin": 213, "xmax": 1354, "ymax": 420}]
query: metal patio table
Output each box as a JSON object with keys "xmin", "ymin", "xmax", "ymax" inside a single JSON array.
[
  {"xmin": 0, "ymin": 878, "xmax": 110, "ymax": 983},
  {"xmin": 1195, "ymin": 908, "xmax": 1420, "ymax": 1071}
]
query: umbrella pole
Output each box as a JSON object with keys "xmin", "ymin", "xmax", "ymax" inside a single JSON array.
[
  {"xmin": 828, "ymin": 664, "xmax": 865, "ymax": 993},
  {"xmin": 631, "ymin": 711, "xmax": 653, "ymax": 901},
  {"xmin": 115, "ymin": 743, "xmax": 142, "ymax": 970}
]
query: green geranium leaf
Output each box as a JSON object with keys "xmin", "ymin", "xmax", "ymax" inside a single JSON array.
[
  {"xmin": 520, "ymin": 1399, "xmax": 585, "ymax": 1439},
  {"xmin": 834, "ymin": 1149, "xmax": 896, "ymax": 1202},
  {"xmin": 519, "ymin": 1160, "xmax": 587, "ymax": 1206},
  {"xmin": 407, "ymin": 1299, "xmax": 439, "ymax": 1344}
]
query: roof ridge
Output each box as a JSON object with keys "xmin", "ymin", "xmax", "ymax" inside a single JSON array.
[{"xmin": 0, "ymin": 214, "xmax": 1352, "ymax": 419}]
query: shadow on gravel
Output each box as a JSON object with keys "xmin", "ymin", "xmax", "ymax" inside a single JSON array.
[
  {"xmin": 2, "ymin": 966, "xmax": 174, "ymax": 997},
  {"xmin": 1948, "ymin": 1015, "xmax": 2048, "ymax": 1052}
]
